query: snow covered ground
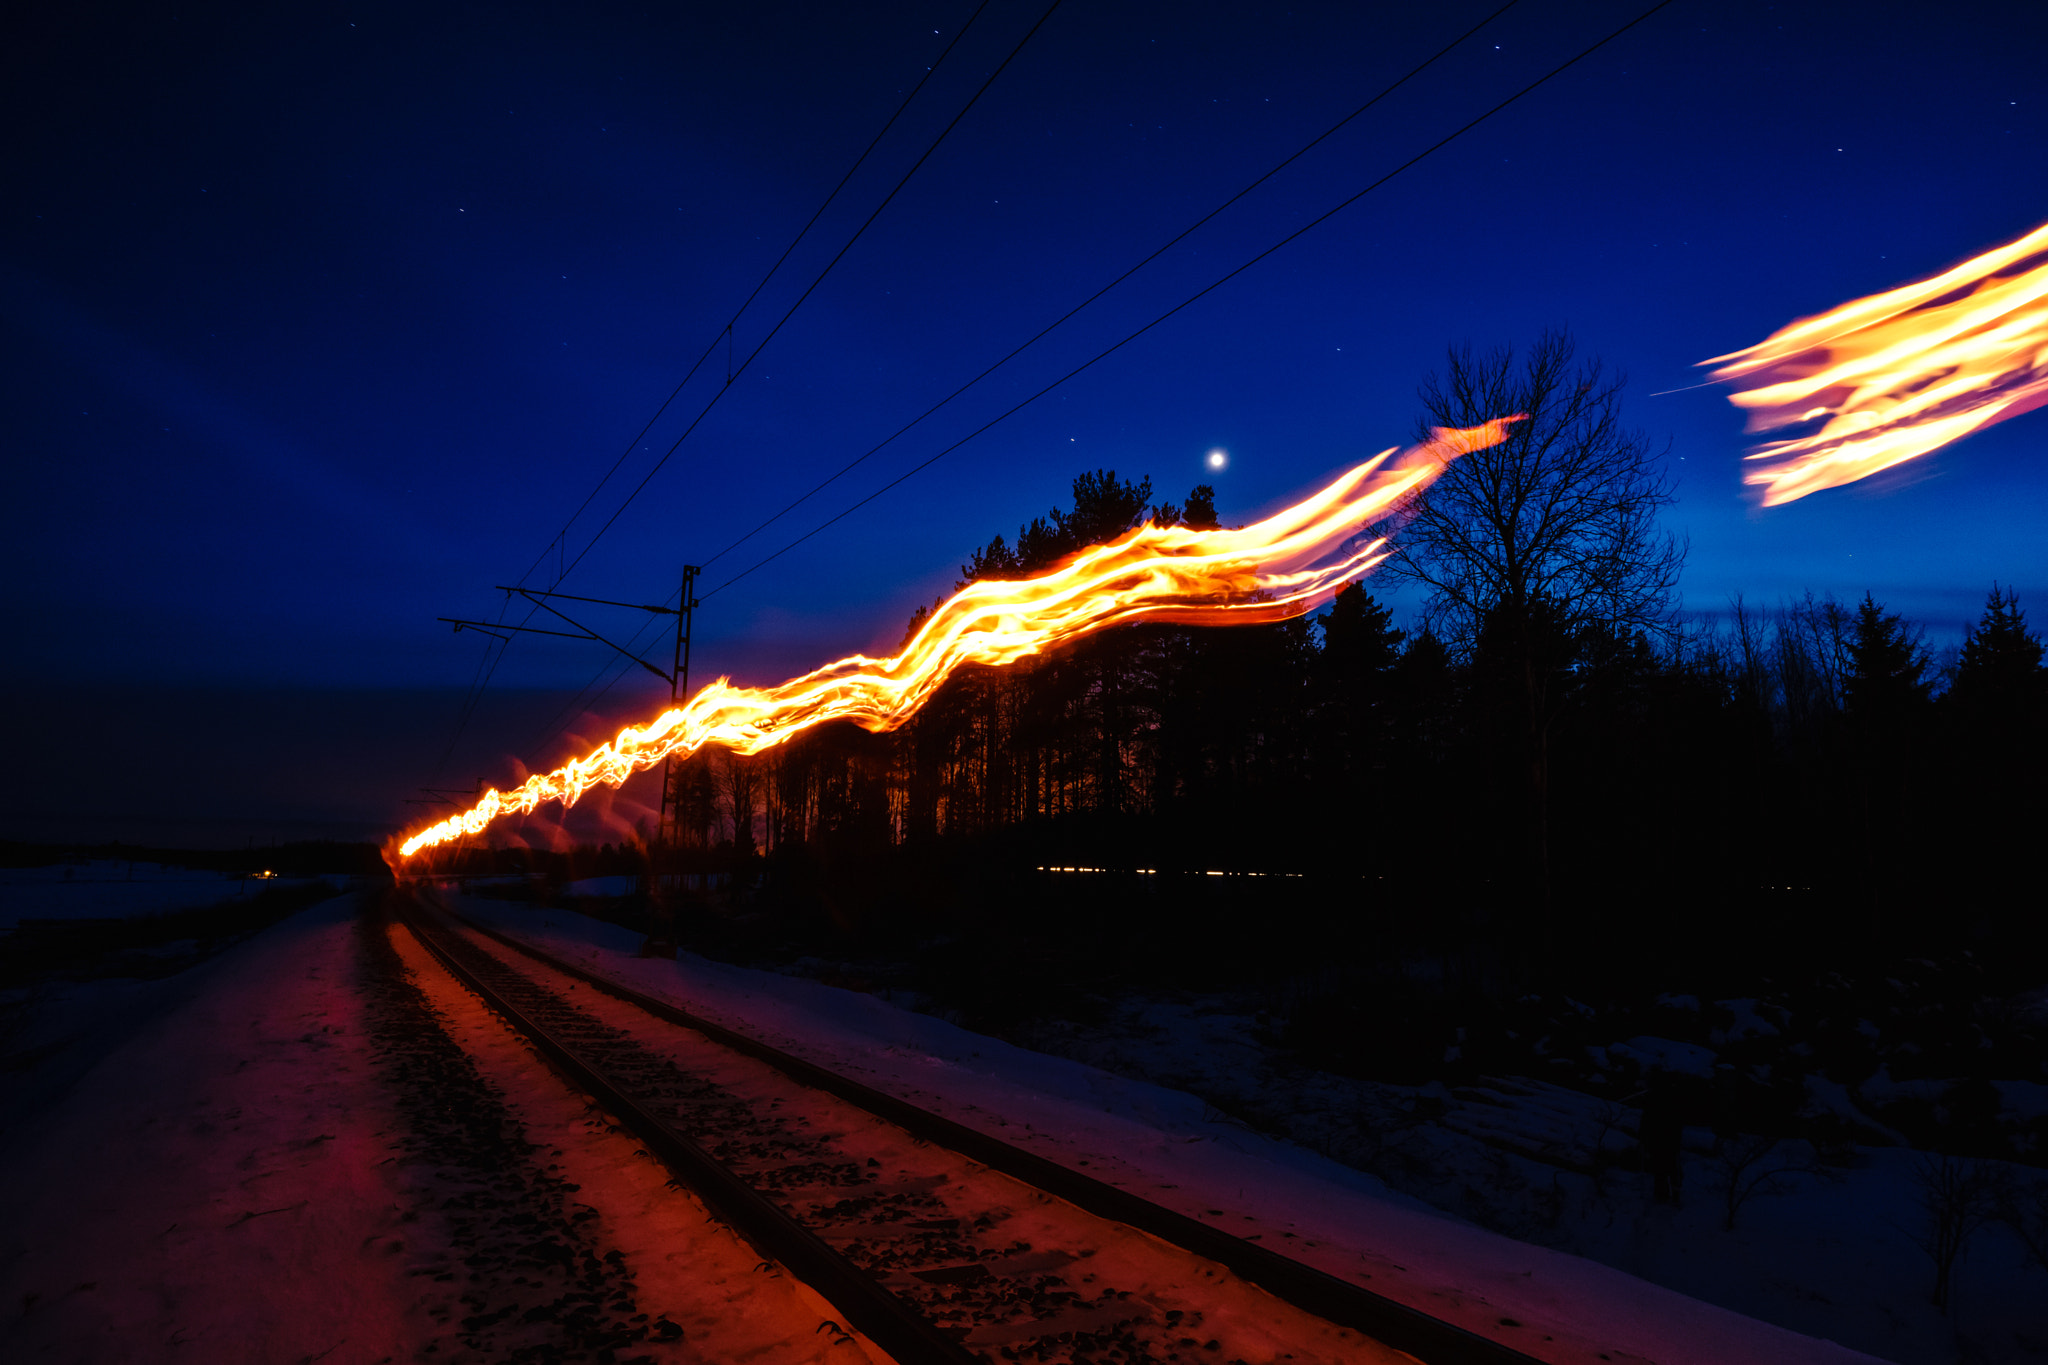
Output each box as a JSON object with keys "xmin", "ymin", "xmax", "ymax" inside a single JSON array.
[
  {"xmin": 6, "ymin": 880, "xmax": 2032, "ymax": 1364},
  {"xmin": 1, "ymin": 866, "xmax": 364, "ymax": 1126},
  {"xmin": 1, "ymin": 894, "xmax": 885, "ymax": 1364},
  {"xmin": 455, "ymin": 896, "xmax": 1950, "ymax": 1365},
  {"xmin": 0, "ymin": 861, "xmax": 347, "ymax": 929},
  {"xmin": 1007, "ymin": 994, "xmax": 2044, "ymax": 1364},
  {"xmin": 0, "ymin": 895, "xmax": 440, "ymax": 1361}
]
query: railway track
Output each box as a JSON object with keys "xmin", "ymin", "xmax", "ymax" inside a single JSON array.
[{"xmin": 390, "ymin": 888, "xmax": 1545, "ymax": 1365}]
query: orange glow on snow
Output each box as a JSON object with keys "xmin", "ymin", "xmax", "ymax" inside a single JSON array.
[
  {"xmin": 397, "ymin": 421, "xmax": 1518, "ymax": 858},
  {"xmin": 1706, "ymin": 218, "xmax": 2048, "ymax": 505}
]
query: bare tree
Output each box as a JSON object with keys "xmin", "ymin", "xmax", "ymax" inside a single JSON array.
[
  {"xmin": 720, "ymin": 749, "xmax": 762, "ymax": 856},
  {"xmin": 1775, "ymin": 590, "xmax": 1854, "ymax": 729},
  {"xmin": 1909, "ymin": 1152, "xmax": 1994, "ymax": 1313},
  {"xmin": 667, "ymin": 748, "xmax": 721, "ymax": 850},
  {"xmin": 1585, "ymin": 1097, "xmax": 1634, "ymax": 1198},
  {"xmin": 1713, "ymin": 1132, "xmax": 1835, "ymax": 1231},
  {"xmin": 1381, "ymin": 330, "xmax": 1684, "ymax": 936},
  {"xmin": 1988, "ymin": 1167, "xmax": 2048, "ymax": 1274},
  {"xmin": 1727, "ymin": 593, "xmax": 1773, "ymax": 713}
]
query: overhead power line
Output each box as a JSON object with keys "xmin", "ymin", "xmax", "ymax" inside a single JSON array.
[
  {"xmin": 498, "ymin": 0, "xmax": 1068, "ymax": 775},
  {"xmin": 506, "ymin": 0, "xmax": 1002, "ymax": 601},
  {"xmin": 695, "ymin": 0, "xmax": 1524, "ymax": 575},
  {"xmin": 701, "ymin": 0, "xmax": 1680, "ymax": 604},
  {"xmin": 521, "ymin": 625, "xmax": 669, "ymax": 771},
  {"xmin": 514, "ymin": 586, "xmax": 684, "ymax": 771},
  {"xmin": 427, "ymin": 0, "xmax": 1026, "ymax": 782},
  {"xmin": 434, "ymin": 0, "xmax": 998, "ymax": 779},
  {"xmin": 547, "ymin": 0, "xmax": 1067, "ymax": 593}
]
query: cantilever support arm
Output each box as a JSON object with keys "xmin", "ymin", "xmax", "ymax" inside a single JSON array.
[
  {"xmin": 491, "ymin": 586, "xmax": 679, "ymax": 616},
  {"xmin": 438, "ymin": 617, "xmax": 596, "ymax": 643},
  {"xmin": 506, "ymin": 590, "xmax": 675, "ymax": 686}
]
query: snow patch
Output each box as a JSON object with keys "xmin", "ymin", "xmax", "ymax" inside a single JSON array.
[
  {"xmin": 1610, "ymin": 1036, "xmax": 1718, "ymax": 1078},
  {"xmin": 562, "ymin": 874, "xmax": 642, "ymax": 898}
]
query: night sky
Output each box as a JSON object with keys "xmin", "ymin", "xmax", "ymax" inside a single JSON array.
[{"xmin": 6, "ymin": 0, "xmax": 2046, "ymax": 846}]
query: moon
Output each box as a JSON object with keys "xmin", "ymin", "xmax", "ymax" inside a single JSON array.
[{"xmin": 1206, "ymin": 448, "xmax": 1228, "ymax": 470}]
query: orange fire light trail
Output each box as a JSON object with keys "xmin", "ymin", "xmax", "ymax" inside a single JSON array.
[
  {"xmin": 1705, "ymin": 218, "xmax": 2048, "ymax": 506},
  {"xmin": 398, "ymin": 420, "xmax": 1517, "ymax": 858}
]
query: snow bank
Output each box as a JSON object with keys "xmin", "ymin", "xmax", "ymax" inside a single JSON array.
[{"xmin": 457, "ymin": 898, "xmax": 1891, "ymax": 1365}]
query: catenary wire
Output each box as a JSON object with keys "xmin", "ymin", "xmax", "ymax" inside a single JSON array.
[
  {"xmin": 701, "ymin": 0, "xmax": 1680, "ymax": 604},
  {"xmin": 545, "ymin": 0, "xmax": 1067, "ymax": 594},
  {"xmin": 500, "ymin": 0, "xmax": 1066, "ymax": 775},
  {"xmin": 696, "ymin": 0, "xmax": 1524, "ymax": 573},
  {"xmin": 520, "ymin": 635, "xmax": 664, "ymax": 775},
  {"xmin": 426, "ymin": 0, "xmax": 1006, "ymax": 784},
  {"xmin": 505, "ymin": 0, "xmax": 999, "ymax": 600},
  {"xmin": 428, "ymin": 636, "xmax": 501, "ymax": 783},
  {"xmin": 516, "ymin": 584, "xmax": 684, "ymax": 770}
]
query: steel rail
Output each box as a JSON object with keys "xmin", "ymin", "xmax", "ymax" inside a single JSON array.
[
  {"xmin": 390, "ymin": 890, "xmax": 981, "ymax": 1365},
  {"xmin": 439, "ymin": 899, "xmax": 1549, "ymax": 1365}
]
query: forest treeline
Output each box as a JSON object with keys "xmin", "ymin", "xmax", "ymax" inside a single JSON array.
[
  {"xmin": 644, "ymin": 462, "xmax": 2042, "ymax": 982},
  {"xmin": 462, "ymin": 336, "xmax": 2042, "ymax": 990}
]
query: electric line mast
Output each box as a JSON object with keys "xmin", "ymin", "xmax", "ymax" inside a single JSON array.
[
  {"xmin": 655, "ymin": 564, "xmax": 700, "ymax": 852},
  {"xmin": 439, "ymin": 575, "xmax": 697, "ymax": 860}
]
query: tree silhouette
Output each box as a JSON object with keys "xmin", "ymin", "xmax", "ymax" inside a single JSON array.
[
  {"xmin": 666, "ymin": 749, "xmax": 721, "ymax": 851},
  {"xmin": 1943, "ymin": 585, "xmax": 2046, "ymax": 911},
  {"xmin": 1839, "ymin": 593, "xmax": 1934, "ymax": 915},
  {"xmin": 638, "ymin": 445, "xmax": 2039, "ymax": 978},
  {"xmin": 961, "ymin": 469, "xmax": 1163, "ymax": 582},
  {"xmin": 1308, "ymin": 584, "xmax": 1408, "ymax": 869},
  {"xmin": 1321, "ymin": 583, "xmax": 1406, "ymax": 682},
  {"xmin": 1380, "ymin": 330, "xmax": 1683, "ymax": 951},
  {"xmin": 1844, "ymin": 592, "xmax": 1933, "ymax": 726},
  {"xmin": 1948, "ymin": 584, "xmax": 2044, "ymax": 718},
  {"xmin": 722, "ymin": 750, "xmax": 762, "ymax": 856}
]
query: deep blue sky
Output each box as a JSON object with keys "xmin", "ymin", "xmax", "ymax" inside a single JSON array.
[{"xmin": 6, "ymin": 0, "xmax": 2046, "ymax": 843}]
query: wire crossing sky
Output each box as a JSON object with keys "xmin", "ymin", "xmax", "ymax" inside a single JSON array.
[{"xmin": 430, "ymin": 0, "xmax": 1028, "ymax": 780}]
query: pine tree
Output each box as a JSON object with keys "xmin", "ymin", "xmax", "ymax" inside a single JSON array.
[
  {"xmin": 1320, "ymin": 583, "xmax": 1406, "ymax": 681},
  {"xmin": 1947, "ymin": 584, "xmax": 2045, "ymax": 719},
  {"xmin": 1941, "ymin": 586, "xmax": 2046, "ymax": 919},
  {"xmin": 1840, "ymin": 593, "xmax": 1934, "ymax": 923},
  {"xmin": 1310, "ymin": 583, "xmax": 1407, "ymax": 861},
  {"xmin": 1843, "ymin": 592, "xmax": 1932, "ymax": 726}
]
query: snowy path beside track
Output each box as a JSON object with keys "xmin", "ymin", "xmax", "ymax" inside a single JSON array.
[
  {"xmin": 0, "ymin": 894, "xmax": 870, "ymax": 1365},
  {"xmin": 422, "ymin": 901, "xmax": 1420, "ymax": 1365},
  {"xmin": 456, "ymin": 897, "xmax": 1893, "ymax": 1365},
  {"xmin": 0, "ymin": 895, "xmax": 435, "ymax": 1363}
]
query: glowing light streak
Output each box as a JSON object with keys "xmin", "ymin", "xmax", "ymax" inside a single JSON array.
[
  {"xmin": 398, "ymin": 420, "xmax": 1518, "ymax": 858},
  {"xmin": 1705, "ymin": 218, "xmax": 2048, "ymax": 505}
]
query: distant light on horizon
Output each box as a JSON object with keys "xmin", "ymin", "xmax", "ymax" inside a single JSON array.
[{"xmin": 1206, "ymin": 448, "xmax": 1228, "ymax": 470}]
